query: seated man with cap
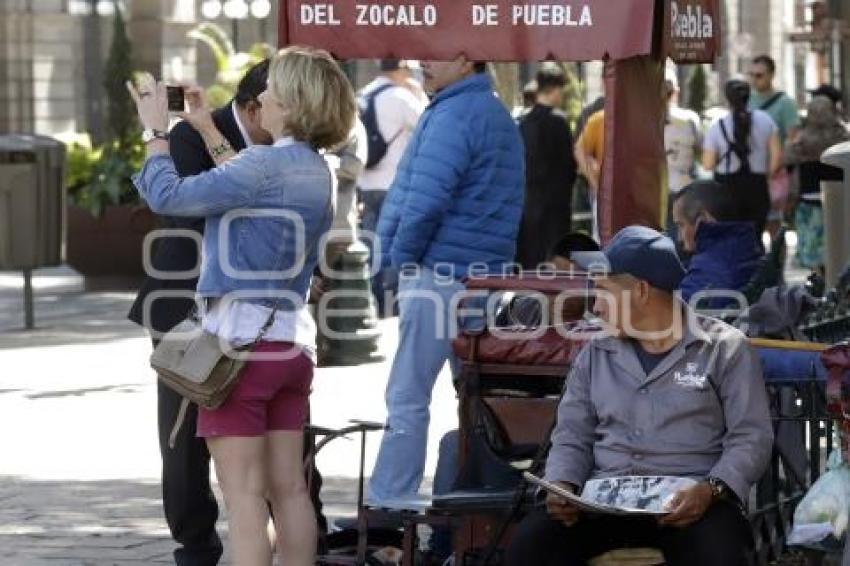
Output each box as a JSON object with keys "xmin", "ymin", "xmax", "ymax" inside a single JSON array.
[{"xmin": 506, "ymin": 226, "xmax": 773, "ymax": 566}]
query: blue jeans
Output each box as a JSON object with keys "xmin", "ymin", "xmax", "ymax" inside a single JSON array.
[
  {"xmin": 368, "ymin": 268, "xmax": 465, "ymax": 502},
  {"xmin": 360, "ymin": 190, "xmax": 398, "ymax": 316}
]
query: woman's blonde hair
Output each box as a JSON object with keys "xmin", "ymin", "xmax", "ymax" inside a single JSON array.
[{"xmin": 268, "ymin": 46, "xmax": 356, "ymax": 150}]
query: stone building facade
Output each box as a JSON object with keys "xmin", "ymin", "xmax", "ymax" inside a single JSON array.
[{"xmin": 0, "ymin": 0, "xmax": 279, "ymax": 139}]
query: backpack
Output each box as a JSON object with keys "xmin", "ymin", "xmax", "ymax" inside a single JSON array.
[{"xmin": 358, "ymin": 83, "xmax": 400, "ymax": 169}]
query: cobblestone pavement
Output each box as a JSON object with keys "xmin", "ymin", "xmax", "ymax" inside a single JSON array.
[{"xmin": 0, "ymin": 267, "xmax": 456, "ymax": 565}]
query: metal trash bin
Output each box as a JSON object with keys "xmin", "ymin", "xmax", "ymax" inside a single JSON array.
[
  {"xmin": 822, "ymin": 141, "xmax": 850, "ymax": 287},
  {"xmin": 0, "ymin": 134, "xmax": 67, "ymax": 328}
]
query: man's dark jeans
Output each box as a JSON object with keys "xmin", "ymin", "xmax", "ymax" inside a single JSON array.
[{"xmin": 506, "ymin": 500, "xmax": 752, "ymax": 566}]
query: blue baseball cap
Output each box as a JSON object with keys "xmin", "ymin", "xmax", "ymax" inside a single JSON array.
[{"xmin": 571, "ymin": 226, "xmax": 686, "ymax": 292}]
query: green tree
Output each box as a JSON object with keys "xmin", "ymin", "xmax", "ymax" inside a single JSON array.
[
  {"xmin": 687, "ymin": 64, "xmax": 708, "ymax": 117},
  {"xmin": 68, "ymin": 0, "xmax": 144, "ymax": 217},
  {"xmin": 560, "ymin": 63, "xmax": 583, "ymax": 123},
  {"xmin": 102, "ymin": 1, "xmax": 135, "ymax": 147}
]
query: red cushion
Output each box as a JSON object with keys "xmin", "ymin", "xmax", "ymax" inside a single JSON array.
[{"xmin": 453, "ymin": 327, "xmax": 587, "ymax": 367}]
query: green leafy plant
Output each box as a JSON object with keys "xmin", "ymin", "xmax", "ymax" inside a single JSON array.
[
  {"xmin": 559, "ymin": 63, "xmax": 583, "ymax": 124},
  {"xmin": 65, "ymin": 138, "xmax": 145, "ymax": 217},
  {"xmin": 188, "ymin": 22, "xmax": 275, "ymax": 107},
  {"xmin": 65, "ymin": 140, "xmax": 101, "ymax": 195}
]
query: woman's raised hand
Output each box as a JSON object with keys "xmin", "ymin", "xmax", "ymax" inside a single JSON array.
[
  {"xmin": 126, "ymin": 72, "xmax": 168, "ymax": 132},
  {"xmin": 177, "ymin": 86, "xmax": 216, "ymax": 135}
]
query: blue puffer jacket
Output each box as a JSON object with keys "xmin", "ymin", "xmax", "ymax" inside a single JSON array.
[
  {"xmin": 377, "ymin": 73, "xmax": 524, "ymax": 277},
  {"xmin": 680, "ymin": 221, "xmax": 762, "ymax": 308}
]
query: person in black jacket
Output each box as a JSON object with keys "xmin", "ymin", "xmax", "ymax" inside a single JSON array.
[
  {"xmin": 127, "ymin": 60, "xmax": 276, "ymax": 566},
  {"xmin": 516, "ymin": 64, "xmax": 578, "ymax": 270}
]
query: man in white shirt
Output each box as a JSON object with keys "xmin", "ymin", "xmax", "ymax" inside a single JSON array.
[
  {"xmin": 664, "ymin": 69, "xmax": 702, "ymax": 242},
  {"xmin": 358, "ymin": 59, "xmax": 428, "ymax": 314}
]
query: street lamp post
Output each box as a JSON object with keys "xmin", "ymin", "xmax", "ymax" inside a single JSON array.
[{"xmin": 200, "ymin": 0, "xmax": 272, "ymax": 50}]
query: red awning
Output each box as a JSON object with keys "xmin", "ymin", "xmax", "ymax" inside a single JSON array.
[{"xmin": 281, "ymin": 1, "xmax": 664, "ymax": 62}]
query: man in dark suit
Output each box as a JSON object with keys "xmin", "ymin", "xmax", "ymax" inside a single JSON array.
[
  {"xmin": 128, "ymin": 61, "xmax": 273, "ymax": 566},
  {"xmin": 515, "ymin": 64, "xmax": 578, "ymax": 270}
]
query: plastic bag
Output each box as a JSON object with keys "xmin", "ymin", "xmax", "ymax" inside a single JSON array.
[{"xmin": 788, "ymin": 450, "xmax": 850, "ymax": 545}]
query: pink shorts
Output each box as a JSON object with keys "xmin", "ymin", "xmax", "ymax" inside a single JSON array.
[{"xmin": 197, "ymin": 342, "xmax": 314, "ymax": 438}]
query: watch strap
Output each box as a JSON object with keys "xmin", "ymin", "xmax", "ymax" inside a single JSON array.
[
  {"xmin": 143, "ymin": 128, "xmax": 169, "ymax": 143},
  {"xmin": 706, "ymin": 476, "xmax": 728, "ymax": 500}
]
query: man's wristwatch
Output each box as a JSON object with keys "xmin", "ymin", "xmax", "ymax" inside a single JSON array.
[
  {"xmin": 142, "ymin": 128, "xmax": 169, "ymax": 144},
  {"xmin": 706, "ymin": 476, "xmax": 729, "ymax": 501}
]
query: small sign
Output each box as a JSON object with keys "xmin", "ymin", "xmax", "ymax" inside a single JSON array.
[{"xmin": 664, "ymin": 0, "xmax": 721, "ymax": 63}]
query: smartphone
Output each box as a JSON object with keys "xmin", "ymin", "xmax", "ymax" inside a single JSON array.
[{"xmin": 166, "ymin": 85, "xmax": 185, "ymax": 112}]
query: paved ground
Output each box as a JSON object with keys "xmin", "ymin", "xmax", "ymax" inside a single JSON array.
[{"xmin": 0, "ymin": 267, "xmax": 456, "ymax": 565}]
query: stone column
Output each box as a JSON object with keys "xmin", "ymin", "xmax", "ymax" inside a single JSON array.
[
  {"xmin": 33, "ymin": 11, "xmax": 84, "ymax": 135},
  {"xmin": 0, "ymin": 4, "xmax": 34, "ymax": 134},
  {"xmin": 0, "ymin": 1, "xmax": 85, "ymax": 136}
]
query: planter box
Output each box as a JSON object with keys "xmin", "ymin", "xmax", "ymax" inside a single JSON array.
[{"xmin": 66, "ymin": 204, "xmax": 156, "ymax": 279}]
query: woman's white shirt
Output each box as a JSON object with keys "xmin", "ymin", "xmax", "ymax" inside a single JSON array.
[
  {"xmin": 704, "ymin": 109, "xmax": 777, "ymax": 174},
  {"xmin": 203, "ymin": 299, "xmax": 317, "ymax": 362}
]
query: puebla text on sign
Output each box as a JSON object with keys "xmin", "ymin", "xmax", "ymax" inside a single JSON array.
[
  {"xmin": 298, "ymin": 3, "xmax": 594, "ymax": 27},
  {"xmin": 667, "ymin": 0, "xmax": 717, "ymax": 62}
]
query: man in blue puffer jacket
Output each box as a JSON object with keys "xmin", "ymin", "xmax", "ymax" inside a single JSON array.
[{"xmin": 368, "ymin": 57, "xmax": 525, "ymax": 503}]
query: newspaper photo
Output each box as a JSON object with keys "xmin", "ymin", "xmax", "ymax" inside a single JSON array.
[{"xmin": 524, "ymin": 472, "xmax": 698, "ymax": 516}]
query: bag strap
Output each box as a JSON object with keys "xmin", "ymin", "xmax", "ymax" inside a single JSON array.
[
  {"xmin": 366, "ymin": 83, "xmax": 404, "ymax": 150},
  {"xmin": 168, "ymin": 398, "xmax": 191, "ymax": 449},
  {"xmin": 719, "ymin": 119, "xmax": 734, "ymax": 172},
  {"xmin": 760, "ymin": 92, "xmax": 784, "ymax": 112},
  {"xmin": 719, "ymin": 118, "xmax": 751, "ymax": 174}
]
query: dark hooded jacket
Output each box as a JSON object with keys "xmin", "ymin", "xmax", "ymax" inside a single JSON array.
[{"xmin": 680, "ymin": 221, "xmax": 762, "ymax": 308}]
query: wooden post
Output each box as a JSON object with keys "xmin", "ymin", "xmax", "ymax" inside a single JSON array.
[{"xmin": 598, "ymin": 56, "xmax": 667, "ymax": 243}]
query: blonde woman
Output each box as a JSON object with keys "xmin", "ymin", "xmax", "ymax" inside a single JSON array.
[{"xmin": 128, "ymin": 47, "xmax": 356, "ymax": 565}]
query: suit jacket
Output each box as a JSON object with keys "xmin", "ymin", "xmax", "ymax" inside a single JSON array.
[
  {"xmin": 128, "ymin": 104, "xmax": 247, "ymax": 333},
  {"xmin": 516, "ymin": 104, "xmax": 577, "ymax": 268}
]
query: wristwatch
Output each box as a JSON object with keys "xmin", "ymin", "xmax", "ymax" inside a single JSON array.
[
  {"xmin": 706, "ymin": 476, "xmax": 729, "ymax": 500},
  {"xmin": 142, "ymin": 128, "xmax": 169, "ymax": 143}
]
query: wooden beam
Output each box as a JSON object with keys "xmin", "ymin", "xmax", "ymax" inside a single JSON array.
[
  {"xmin": 599, "ymin": 56, "xmax": 666, "ymax": 242},
  {"xmin": 749, "ymin": 338, "xmax": 831, "ymax": 353}
]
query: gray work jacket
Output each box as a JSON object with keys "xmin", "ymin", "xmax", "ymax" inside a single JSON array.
[{"xmin": 545, "ymin": 311, "xmax": 773, "ymax": 503}]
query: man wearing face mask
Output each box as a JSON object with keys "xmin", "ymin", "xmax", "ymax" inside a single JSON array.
[
  {"xmin": 127, "ymin": 60, "xmax": 273, "ymax": 566},
  {"xmin": 506, "ymin": 226, "xmax": 772, "ymax": 566},
  {"xmin": 369, "ymin": 57, "xmax": 524, "ymax": 504},
  {"xmin": 671, "ymin": 180, "xmax": 762, "ymax": 310}
]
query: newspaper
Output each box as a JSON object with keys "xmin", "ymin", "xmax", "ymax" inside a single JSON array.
[{"xmin": 524, "ymin": 472, "xmax": 698, "ymax": 516}]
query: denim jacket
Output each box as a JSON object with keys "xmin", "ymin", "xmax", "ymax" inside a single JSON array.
[{"xmin": 133, "ymin": 139, "xmax": 334, "ymax": 312}]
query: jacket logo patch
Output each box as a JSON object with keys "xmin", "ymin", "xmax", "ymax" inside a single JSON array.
[{"xmin": 674, "ymin": 363, "xmax": 708, "ymax": 390}]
